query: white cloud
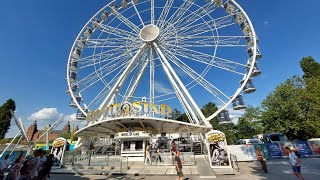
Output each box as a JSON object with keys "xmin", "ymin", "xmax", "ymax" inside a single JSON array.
[
  {"xmin": 5, "ymin": 108, "xmax": 88, "ymax": 138},
  {"xmin": 263, "ymin": 21, "xmax": 269, "ymax": 25},
  {"xmin": 154, "ymin": 81, "xmax": 172, "ymax": 94},
  {"xmin": 28, "ymin": 108, "xmax": 63, "ymax": 121}
]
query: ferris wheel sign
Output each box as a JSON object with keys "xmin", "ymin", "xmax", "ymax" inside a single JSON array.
[
  {"xmin": 86, "ymin": 101, "xmax": 173, "ymax": 121},
  {"xmin": 66, "ymin": 0, "xmax": 262, "ymax": 127}
]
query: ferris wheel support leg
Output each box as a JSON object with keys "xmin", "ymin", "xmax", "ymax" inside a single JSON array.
[
  {"xmin": 153, "ymin": 42, "xmax": 200, "ymax": 125},
  {"xmin": 152, "ymin": 42, "xmax": 212, "ymax": 128},
  {"xmin": 126, "ymin": 54, "xmax": 149, "ymax": 101},
  {"xmin": 149, "ymin": 47, "xmax": 155, "ymax": 117},
  {"xmin": 99, "ymin": 43, "xmax": 147, "ymax": 110}
]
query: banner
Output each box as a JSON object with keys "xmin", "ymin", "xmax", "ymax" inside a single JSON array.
[
  {"xmin": 308, "ymin": 140, "xmax": 320, "ymax": 155},
  {"xmin": 293, "ymin": 141, "xmax": 313, "ymax": 157},
  {"xmin": 205, "ymin": 130, "xmax": 231, "ymax": 168},
  {"xmin": 227, "ymin": 144, "xmax": 269, "ymax": 161},
  {"xmin": 265, "ymin": 143, "xmax": 282, "ymax": 158}
]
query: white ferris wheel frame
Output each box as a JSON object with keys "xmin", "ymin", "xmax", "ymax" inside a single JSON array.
[{"xmin": 66, "ymin": 0, "xmax": 259, "ymax": 128}]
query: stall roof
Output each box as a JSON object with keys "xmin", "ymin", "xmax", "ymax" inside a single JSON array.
[{"xmin": 75, "ymin": 117, "xmax": 209, "ymax": 137}]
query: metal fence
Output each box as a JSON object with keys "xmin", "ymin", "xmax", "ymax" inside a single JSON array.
[
  {"xmin": 149, "ymin": 152, "xmax": 195, "ymax": 166},
  {"xmin": 64, "ymin": 152, "xmax": 129, "ymax": 171},
  {"xmin": 230, "ymin": 154, "xmax": 239, "ymax": 172}
]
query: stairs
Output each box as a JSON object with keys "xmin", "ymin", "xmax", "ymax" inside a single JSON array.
[{"xmin": 192, "ymin": 142, "xmax": 203, "ymax": 155}]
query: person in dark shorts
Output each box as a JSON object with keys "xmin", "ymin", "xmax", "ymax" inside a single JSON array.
[
  {"xmin": 284, "ymin": 147, "xmax": 304, "ymax": 180},
  {"xmin": 174, "ymin": 151, "xmax": 185, "ymax": 180}
]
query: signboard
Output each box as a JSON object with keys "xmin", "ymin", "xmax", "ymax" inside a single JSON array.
[
  {"xmin": 86, "ymin": 101, "xmax": 173, "ymax": 121},
  {"xmin": 265, "ymin": 143, "xmax": 282, "ymax": 158},
  {"xmin": 308, "ymin": 139, "xmax": 320, "ymax": 155},
  {"xmin": 227, "ymin": 144, "xmax": 269, "ymax": 162},
  {"xmin": 293, "ymin": 142, "xmax": 313, "ymax": 157},
  {"xmin": 205, "ymin": 130, "xmax": 231, "ymax": 168},
  {"xmin": 253, "ymin": 144, "xmax": 269, "ymax": 160}
]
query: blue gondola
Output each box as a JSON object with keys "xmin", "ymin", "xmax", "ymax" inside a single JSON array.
[
  {"xmin": 232, "ymin": 94, "xmax": 246, "ymax": 110},
  {"xmin": 92, "ymin": 18, "xmax": 101, "ymax": 29},
  {"xmin": 218, "ymin": 110, "xmax": 232, "ymax": 124},
  {"xmin": 84, "ymin": 27, "xmax": 93, "ymax": 38},
  {"xmin": 101, "ymin": 10, "xmax": 109, "ymax": 21},
  {"xmin": 72, "ymin": 48, "xmax": 81, "ymax": 59},
  {"xmin": 240, "ymin": 79, "xmax": 256, "ymax": 94},
  {"xmin": 77, "ymin": 37, "xmax": 86, "ymax": 48}
]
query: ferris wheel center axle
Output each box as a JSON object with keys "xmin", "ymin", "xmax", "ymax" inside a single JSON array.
[{"xmin": 140, "ymin": 24, "xmax": 160, "ymax": 42}]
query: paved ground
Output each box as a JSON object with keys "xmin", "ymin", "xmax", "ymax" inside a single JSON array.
[{"xmin": 49, "ymin": 158, "xmax": 320, "ymax": 179}]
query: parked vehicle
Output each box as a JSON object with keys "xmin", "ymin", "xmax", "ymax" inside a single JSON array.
[
  {"xmin": 254, "ymin": 133, "xmax": 288, "ymax": 143},
  {"xmin": 236, "ymin": 138, "xmax": 263, "ymax": 145}
]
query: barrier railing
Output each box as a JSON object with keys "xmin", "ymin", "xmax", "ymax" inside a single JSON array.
[
  {"xmin": 150, "ymin": 152, "xmax": 195, "ymax": 166},
  {"xmin": 230, "ymin": 154, "xmax": 239, "ymax": 172},
  {"xmin": 65, "ymin": 151, "xmax": 129, "ymax": 171}
]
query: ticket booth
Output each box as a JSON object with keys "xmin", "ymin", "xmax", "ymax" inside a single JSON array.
[{"xmin": 115, "ymin": 131, "xmax": 150, "ymax": 161}]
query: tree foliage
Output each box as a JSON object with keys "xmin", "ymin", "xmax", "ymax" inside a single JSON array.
[
  {"xmin": 0, "ymin": 99, "xmax": 16, "ymax": 139},
  {"xmin": 236, "ymin": 106, "xmax": 263, "ymax": 140},
  {"xmin": 300, "ymin": 56, "xmax": 320, "ymax": 79},
  {"xmin": 261, "ymin": 57, "xmax": 320, "ymax": 140}
]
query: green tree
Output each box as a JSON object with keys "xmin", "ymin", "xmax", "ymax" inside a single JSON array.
[
  {"xmin": 261, "ymin": 76, "xmax": 320, "ymax": 140},
  {"xmin": 236, "ymin": 106, "xmax": 263, "ymax": 140},
  {"xmin": 0, "ymin": 99, "xmax": 16, "ymax": 139},
  {"xmin": 201, "ymin": 102, "xmax": 237, "ymax": 144},
  {"xmin": 300, "ymin": 56, "xmax": 320, "ymax": 79}
]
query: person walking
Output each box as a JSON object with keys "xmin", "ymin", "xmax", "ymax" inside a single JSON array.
[
  {"xmin": 0, "ymin": 155, "xmax": 10, "ymax": 180},
  {"xmin": 174, "ymin": 151, "xmax": 185, "ymax": 180},
  {"xmin": 37, "ymin": 154, "xmax": 54, "ymax": 180},
  {"xmin": 30, "ymin": 150, "xmax": 40, "ymax": 180},
  {"xmin": 6, "ymin": 154, "xmax": 24, "ymax": 180},
  {"xmin": 155, "ymin": 148, "xmax": 162, "ymax": 163},
  {"xmin": 0, "ymin": 154, "xmax": 10, "ymax": 180},
  {"xmin": 37, "ymin": 149, "xmax": 46, "ymax": 175},
  {"xmin": 284, "ymin": 147, "xmax": 304, "ymax": 180},
  {"xmin": 144, "ymin": 143, "xmax": 151, "ymax": 165},
  {"xmin": 256, "ymin": 146, "xmax": 268, "ymax": 173}
]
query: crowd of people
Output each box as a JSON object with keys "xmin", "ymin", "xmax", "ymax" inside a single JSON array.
[{"xmin": 0, "ymin": 149, "xmax": 54, "ymax": 180}]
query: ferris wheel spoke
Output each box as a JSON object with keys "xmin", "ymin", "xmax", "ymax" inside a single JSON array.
[
  {"xmin": 131, "ymin": 0, "xmax": 145, "ymax": 26},
  {"xmin": 167, "ymin": 5, "xmax": 236, "ymax": 35},
  {"xmin": 151, "ymin": 0, "xmax": 155, "ymax": 24},
  {"xmin": 156, "ymin": 0, "xmax": 174, "ymax": 28},
  {"xmin": 78, "ymin": 45, "xmax": 140, "ymax": 68},
  {"xmin": 161, "ymin": 1, "xmax": 215, "ymax": 36},
  {"xmin": 85, "ymin": 37, "xmax": 141, "ymax": 48},
  {"xmin": 79, "ymin": 50, "xmax": 137, "ymax": 70},
  {"xmin": 153, "ymin": 42, "xmax": 211, "ymax": 127},
  {"xmin": 163, "ymin": 44, "xmax": 246, "ymax": 76},
  {"xmin": 163, "ymin": 36, "xmax": 248, "ymax": 47},
  {"xmin": 109, "ymin": 5, "xmax": 141, "ymax": 33},
  {"xmin": 160, "ymin": 47, "xmax": 230, "ymax": 103},
  {"xmin": 78, "ymin": 58, "xmax": 130, "ymax": 90},
  {"xmin": 99, "ymin": 43, "xmax": 148, "ymax": 110},
  {"xmin": 99, "ymin": 24, "xmax": 137, "ymax": 38},
  {"xmin": 160, "ymin": 0, "xmax": 194, "ymax": 30}
]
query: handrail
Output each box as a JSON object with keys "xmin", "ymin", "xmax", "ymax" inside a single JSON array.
[{"xmin": 230, "ymin": 154, "xmax": 239, "ymax": 172}]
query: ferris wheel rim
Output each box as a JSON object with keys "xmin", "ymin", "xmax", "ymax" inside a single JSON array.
[{"xmin": 66, "ymin": 0, "xmax": 260, "ymax": 125}]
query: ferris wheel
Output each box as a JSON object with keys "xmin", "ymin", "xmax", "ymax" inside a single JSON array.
[{"xmin": 66, "ymin": 0, "xmax": 262, "ymax": 127}]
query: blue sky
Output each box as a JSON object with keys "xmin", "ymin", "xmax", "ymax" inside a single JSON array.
[{"xmin": 1, "ymin": 0, "xmax": 320, "ymax": 137}]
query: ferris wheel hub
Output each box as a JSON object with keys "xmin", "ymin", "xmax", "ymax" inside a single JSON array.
[{"xmin": 140, "ymin": 24, "xmax": 160, "ymax": 42}]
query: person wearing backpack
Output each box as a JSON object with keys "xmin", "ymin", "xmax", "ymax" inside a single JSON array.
[{"xmin": 284, "ymin": 147, "xmax": 304, "ymax": 180}]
